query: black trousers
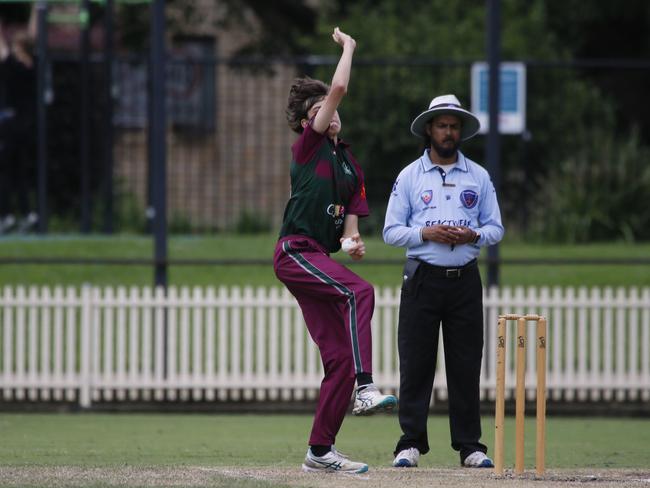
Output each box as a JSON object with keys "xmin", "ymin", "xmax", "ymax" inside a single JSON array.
[{"xmin": 394, "ymin": 259, "xmax": 487, "ymax": 462}]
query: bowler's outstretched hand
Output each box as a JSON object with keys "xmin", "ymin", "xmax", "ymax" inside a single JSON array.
[{"xmin": 332, "ymin": 27, "xmax": 356, "ymax": 49}]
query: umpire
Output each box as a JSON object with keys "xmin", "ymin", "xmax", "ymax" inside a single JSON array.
[{"xmin": 383, "ymin": 94, "xmax": 504, "ymax": 468}]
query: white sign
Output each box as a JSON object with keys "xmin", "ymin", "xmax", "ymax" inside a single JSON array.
[{"xmin": 471, "ymin": 62, "xmax": 526, "ymax": 134}]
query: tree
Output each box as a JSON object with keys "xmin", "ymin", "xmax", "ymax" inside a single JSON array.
[
  {"xmin": 116, "ymin": 0, "xmax": 317, "ymax": 55},
  {"xmin": 296, "ymin": 0, "xmax": 650, "ymax": 241}
]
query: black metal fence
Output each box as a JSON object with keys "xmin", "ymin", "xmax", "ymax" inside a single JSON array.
[{"xmin": 1, "ymin": 52, "xmax": 649, "ymax": 238}]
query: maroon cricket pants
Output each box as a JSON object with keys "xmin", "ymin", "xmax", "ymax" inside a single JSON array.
[{"xmin": 273, "ymin": 235, "xmax": 374, "ymax": 446}]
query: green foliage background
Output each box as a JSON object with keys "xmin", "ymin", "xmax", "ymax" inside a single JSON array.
[
  {"xmin": 295, "ymin": 0, "xmax": 650, "ymax": 243},
  {"xmin": 3, "ymin": 0, "xmax": 648, "ymax": 243}
]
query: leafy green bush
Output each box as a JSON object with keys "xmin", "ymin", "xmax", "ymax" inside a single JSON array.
[
  {"xmin": 530, "ymin": 128, "xmax": 650, "ymax": 243},
  {"xmin": 113, "ymin": 187, "xmax": 147, "ymax": 233},
  {"xmin": 234, "ymin": 210, "xmax": 272, "ymax": 234},
  {"xmin": 298, "ymin": 0, "xmax": 625, "ymax": 241}
]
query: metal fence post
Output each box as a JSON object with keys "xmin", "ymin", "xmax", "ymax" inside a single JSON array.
[
  {"xmin": 486, "ymin": 0, "xmax": 501, "ymax": 286},
  {"xmin": 36, "ymin": 1, "xmax": 49, "ymax": 233},
  {"xmin": 150, "ymin": 0, "xmax": 168, "ymax": 289},
  {"xmin": 79, "ymin": 0, "xmax": 92, "ymax": 233},
  {"xmin": 103, "ymin": 0, "xmax": 115, "ymax": 233}
]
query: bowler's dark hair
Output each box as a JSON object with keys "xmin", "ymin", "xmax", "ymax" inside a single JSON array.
[{"xmin": 286, "ymin": 77, "xmax": 329, "ymax": 133}]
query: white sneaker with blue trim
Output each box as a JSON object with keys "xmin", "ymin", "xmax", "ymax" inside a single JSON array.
[
  {"xmin": 462, "ymin": 451, "xmax": 494, "ymax": 468},
  {"xmin": 393, "ymin": 447, "xmax": 419, "ymax": 467},
  {"xmin": 352, "ymin": 384, "xmax": 398, "ymax": 415},
  {"xmin": 302, "ymin": 448, "xmax": 368, "ymax": 474}
]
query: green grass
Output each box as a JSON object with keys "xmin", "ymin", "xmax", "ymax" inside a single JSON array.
[
  {"xmin": 0, "ymin": 234, "xmax": 649, "ymax": 287},
  {"xmin": 0, "ymin": 413, "xmax": 648, "ymax": 469}
]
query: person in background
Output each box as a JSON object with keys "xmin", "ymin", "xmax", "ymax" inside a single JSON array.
[{"xmin": 0, "ymin": 19, "xmax": 37, "ymax": 234}]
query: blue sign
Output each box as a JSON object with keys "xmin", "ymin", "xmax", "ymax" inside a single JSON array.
[{"xmin": 471, "ymin": 62, "xmax": 526, "ymax": 134}]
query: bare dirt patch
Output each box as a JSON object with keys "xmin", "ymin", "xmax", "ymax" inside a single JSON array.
[
  {"xmin": 218, "ymin": 467, "xmax": 650, "ymax": 488},
  {"xmin": 1, "ymin": 466, "xmax": 650, "ymax": 488}
]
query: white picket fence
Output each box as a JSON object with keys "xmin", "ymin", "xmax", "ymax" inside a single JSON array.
[{"xmin": 1, "ymin": 285, "xmax": 649, "ymax": 408}]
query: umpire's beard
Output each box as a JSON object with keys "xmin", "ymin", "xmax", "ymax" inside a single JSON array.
[{"xmin": 431, "ymin": 138, "xmax": 461, "ymax": 159}]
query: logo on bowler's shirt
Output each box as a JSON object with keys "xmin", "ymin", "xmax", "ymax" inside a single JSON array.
[
  {"xmin": 326, "ymin": 203, "xmax": 345, "ymax": 228},
  {"xmin": 327, "ymin": 204, "xmax": 345, "ymax": 218},
  {"xmin": 460, "ymin": 189, "xmax": 478, "ymax": 209},
  {"xmin": 421, "ymin": 190, "xmax": 433, "ymax": 205}
]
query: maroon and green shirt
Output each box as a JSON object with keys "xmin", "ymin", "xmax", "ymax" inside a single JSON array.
[{"xmin": 279, "ymin": 123, "xmax": 369, "ymax": 253}]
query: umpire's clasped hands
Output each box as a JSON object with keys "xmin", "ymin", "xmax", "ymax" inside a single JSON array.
[{"xmin": 422, "ymin": 224, "xmax": 477, "ymax": 245}]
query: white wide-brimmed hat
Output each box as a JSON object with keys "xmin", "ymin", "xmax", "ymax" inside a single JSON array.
[{"xmin": 410, "ymin": 94, "xmax": 480, "ymax": 141}]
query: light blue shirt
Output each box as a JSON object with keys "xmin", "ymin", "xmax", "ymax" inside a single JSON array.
[{"xmin": 383, "ymin": 149, "xmax": 504, "ymax": 267}]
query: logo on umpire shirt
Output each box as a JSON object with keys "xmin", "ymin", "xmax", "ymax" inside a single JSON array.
[
  {"xmin": 421, "ymin": 190, "xmax": 433, "ymax": 205},
  {"xmin": 460, "ymin": 189, "xmax": 478, "ymax": 209}
]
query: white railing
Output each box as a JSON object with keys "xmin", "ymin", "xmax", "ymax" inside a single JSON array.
[{"xmin": 1, "ymin": 285, "xmax": 649, "ymax": 408}]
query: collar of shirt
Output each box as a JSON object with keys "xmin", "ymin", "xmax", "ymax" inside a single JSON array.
[
  {"xmin": 330, "ymin": 138, "xmax": 350, "ymax": 150},
  {"xmin": 308, "ymin": 117, "xmax": 350, "ymax": 149},
  {"xmin": 418, "ymin": 149, "xmax": 469, "ymax": 174}
]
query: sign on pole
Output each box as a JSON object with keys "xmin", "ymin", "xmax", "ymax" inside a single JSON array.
[{"xmin": 471, "ymin": 62, "xmax": 526, "ymax": 134}]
